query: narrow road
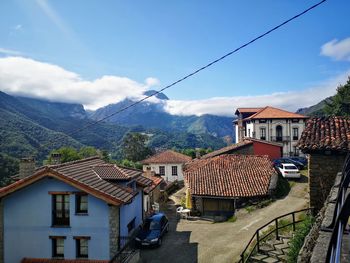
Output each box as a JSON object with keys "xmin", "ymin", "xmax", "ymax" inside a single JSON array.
[{"xmin": 141, "ymin": 175, "xmax": 309, "ymax": 263}]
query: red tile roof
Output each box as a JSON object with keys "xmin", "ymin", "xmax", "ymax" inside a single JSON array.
[
  {"xmin": 298, "ymin": 117, "xmax": 350, "ymax": 152},
  {"xmin": 184, "ymin": 155, "xmax": 276, "ymax": 198},
  {"xmin": 0, "ymin": 157, "xmax": 136, "ymax": 205},
  {"xmin": 141, "ymin": 150, "xmax": 192, "ymax": 164},
  {"xmin": 244, "ymin": 106, "xmax": 308, "ymax": 120},
  {"xmin": 21, "ymin": 259, "xmax": 108, "ymax": 263},
  {"xmin": 143, "ymin": 175, "xmax": 164, "ymax": 194}
]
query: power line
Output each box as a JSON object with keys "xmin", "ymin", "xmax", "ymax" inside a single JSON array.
[{"xmin": 38, "ymin": 0, "xmax": 327, "ymax": 153}]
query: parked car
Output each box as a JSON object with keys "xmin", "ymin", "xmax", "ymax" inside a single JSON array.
[
  {"xmin": 277, "ymin": 163, "xmax": 301, "ymax": 179},
  {"xmin": 135, "ymin": 213, "xmax": 169, "ymax": 247},
  {"xmin": 273, "ymin": 158, "xmax": 305, "ymax": 170},
  {"xmin": 289, "ymin": 156, "xmax": 308, "ymax": 166}
]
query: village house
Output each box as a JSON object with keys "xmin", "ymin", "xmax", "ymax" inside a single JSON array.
[
  {"xmin": 141, "ymin": 150, "xmax": 192, "ymax": 182},
  {"xmin": 184, "ymin": 154, "xmax": 277, "ymax": 217},
  {"xmin": 201, "ymin": 137, "xmax": 282, "ymax": 160},
  {"xmin": 142, "ymin": 170, "xmax": 164, "ymax": 214},
  {"xmin": 234, "ymin": 106, "xmax": 308, "ymax": 157},
  {"xmin": 298, "ymin": 116, "xmax": 350, "ymax": 213},
  {"xmin": 0, "ymin": 156, "xmax": 152, "ymax": 263}
]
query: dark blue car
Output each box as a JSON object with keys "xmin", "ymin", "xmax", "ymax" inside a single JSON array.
[
  {"xmin": 135, "ymin": 213, "xmax": 169, "ymax": 247},
  {"xmin": 273, "ymin": 158, "xmax": 305, "ymax": 170}
]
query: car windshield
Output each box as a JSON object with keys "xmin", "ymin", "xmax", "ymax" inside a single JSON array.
[
  {"xmin": 285, "ymin": 165, "xmax": 297, "ymax": 170},
  {"xmin": 143, "ymin": 219, "xmax": 161, "ymax": 230}
]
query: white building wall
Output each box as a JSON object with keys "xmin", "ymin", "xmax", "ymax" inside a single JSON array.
[
  {"xmin": 236, "ymin": 118, "xmax": 306, "ymax": 157},
  {"xmin": 142, "ymin": 163, "xmax": 184, "ymax": 182}
]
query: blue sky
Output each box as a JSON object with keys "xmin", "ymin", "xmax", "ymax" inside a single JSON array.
[{"xmin": 0, "ymin": 0, "xmax": 349, "ymax": 115}]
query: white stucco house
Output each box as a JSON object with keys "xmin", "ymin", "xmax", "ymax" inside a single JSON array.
[
  {"xmin": 234, "ymin": 106, "xmax": 308, "ymax": 157},
  {"xmin": 141, "ymin": 150, "xmax": 192, "ymax": 182}
]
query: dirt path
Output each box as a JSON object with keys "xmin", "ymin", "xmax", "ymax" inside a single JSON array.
[{"xmin": 178, "ymin": 176, "xmax": 309, "ymax": 263}]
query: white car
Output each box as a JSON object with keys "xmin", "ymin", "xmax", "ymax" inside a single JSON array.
[{"xmin": 278, "ymin": 163, "xmax": 301, "ymax": 179}]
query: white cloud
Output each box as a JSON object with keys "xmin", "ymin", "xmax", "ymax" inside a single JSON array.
[
  {"xmin": 0, "ymin": 57, "xmax": 159, "ymax": 110},
  {"xmin": 0, "ymin": 56, "xmax": 348, "ymax": 117},
  {"xmin": 321, "ymin": 37, "xmax": 350, "ymax": 61},
  {"xmin": 164, "ymin": 70, "xmax": 350, "ymax": 116},
  {"xmin": 0, "ymin": 48, "xmax": 22, "ymax": 56},
  {"xmin": 145, "ymin": 77, "xmax": 160, "ymax": 86}
]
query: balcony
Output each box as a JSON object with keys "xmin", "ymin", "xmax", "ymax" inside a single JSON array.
[{"xmin": 270, "ymin": 136, "xmax": 290, "ymax": 142}]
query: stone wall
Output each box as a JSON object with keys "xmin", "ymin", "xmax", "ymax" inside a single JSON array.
[
  {"xmin": 308, "ymin": 153, "xmax": 345, "ymax": 213},
  {"xmin": 298, "ymin": 173, "xmax": 342, "ymax": 262},
  {"xmin": 109, "ymin": 205, "xmax": 120, "ymax": 258}
]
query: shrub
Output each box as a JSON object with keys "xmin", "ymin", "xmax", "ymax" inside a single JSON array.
[
  {"xmin": 287, "ymin": 216, "xmax": 314, "ymax": 263},
  {"xmin": 275, "ymin": 174, "xmax": 291, "ymax": 198},
  {"xmin": 227, "ymin": 215, "xmax": 237, "ymax": 223}
]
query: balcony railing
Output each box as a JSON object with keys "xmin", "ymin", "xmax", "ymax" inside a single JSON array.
[
  {"xmin": 270, "ymin": 136, "xmax": 290, "ymax": 142},
  {"xmin": 325, "ymin": 153, "xmax": 350, "ymax": 262}
]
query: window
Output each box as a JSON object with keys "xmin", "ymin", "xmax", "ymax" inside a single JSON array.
[
  {"xmin": 76, "ymin": 194, "xmax": 88, "ymax": 214},
  {"xmin": 52, "ymin": 194, "xmax": 70, "ymax": 226},
  {"xmin": 75, "ymin": 237, "xmax": 90, "ymax": 258},
  {"xmin": 171, "ymin": 166, "xmax": 178, "ymax": 176},
  {"xmin": 51, "ymin": 236, "xmax": 65, "ymax": 258},
  {"xmin": 159, "ymin": 166, "xmax": 165, "ymax": 176},
  {"xmin": 260, "ymin": 127, "xmax": 266, "ymax": 140},
  {"xmin": 127, "ymin": 217, "xmax": 136, "ymax": 233},
  {"xmin": 293, "ymin": 128, "xmax": 299, "ymax": 140},
  {"xmin": 248, "ymin": 129, "xmax": 251, "ymax": 137}
]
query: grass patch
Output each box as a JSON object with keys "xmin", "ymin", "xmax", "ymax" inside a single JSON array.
[
  {"xmin": 245, "ymin": 205, "xmax": 255, "ymax": 213},
  {"xmin": 227, "ymin": 215, "xmax": 237, "ymax": 222},
  {"xmin": 287, "ymin": 216, "xmax": 314, "ymax": 263}
]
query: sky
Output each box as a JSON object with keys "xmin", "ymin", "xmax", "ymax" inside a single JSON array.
[{"xmin": 0, "ymin": 0, "xmax": 350, "ymax": 116}]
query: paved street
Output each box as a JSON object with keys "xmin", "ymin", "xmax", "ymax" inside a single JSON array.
[{"xmin": 140, "ymin": 175, "xmax": 309, "ymax": 263}]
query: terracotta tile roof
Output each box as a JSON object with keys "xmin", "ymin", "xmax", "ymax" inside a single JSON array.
[
  {"xmin": 141, "ymin": 150, "xmax": 192, "ymax": 164},
  {"xmin": 21, "ymin": 259, "xmax": 108, "ymax": 263},
  {"xmin": 201, "ymin": 140, "xmax": 253, "ymax": 159},
  {"xmin": 184, "ymin": 155, "xmax": 276, "ymax": 198},
  {"xmin": 298, "ymin": 117, "xmax": 350, "ymax": 152},
  {"xmin": 244, "ymin": 106, "xmax": 308, "ymax": 120},
  {"xmin": 0, "ymin": 157, "xmax": 136, "ymax": 205},
  {"xmin": 143, "ymin": 176, "xmax": 164, "ymax": 194},
  {"xmin": 135, "ymin": 175, "xmax": 153, "ymax": 187}
]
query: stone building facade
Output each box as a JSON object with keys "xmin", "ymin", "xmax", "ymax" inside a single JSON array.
[{"xmin": 298, "ymin": 117, "xmax": 350, "ymax": 213}]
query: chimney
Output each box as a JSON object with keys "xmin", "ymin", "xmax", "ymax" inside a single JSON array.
[
  {"xmin": 19, "ymin": 157, "xmax": 36, "ymax": 179},
  {"xmin": 51, "ymin": 153, "xmax": 62, "ymax": 165},
  {"xmin": 195, "ymin": 150, "xmax": 201, "ymax": 159},
  {"xmin": 144, "ymin": 168, "xmax": 155, "ymax": 178}
]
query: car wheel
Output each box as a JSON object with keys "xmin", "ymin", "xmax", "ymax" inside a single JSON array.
[{"xmin": 158, "ymin": 238, "xmax": 162, "ymax": 246}]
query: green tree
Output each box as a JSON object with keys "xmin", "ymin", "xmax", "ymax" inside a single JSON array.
[
  {"xmin": 325, "ymin": 77, "xmax": 350, "ymax": 116},
  {"xmin": 121, "ymin": 132, "xmax": 152, "ymax": 162},
  {"xmin": 78, "ymin": 146, "xmax": 99, "ymax": 159},
  {"xmin": 46, "ymin": 147, "xmax": 80, "ymax": 164},
  {"xmin": 0, "ymin": 153, "xmax": 18, "ymax": 186}
]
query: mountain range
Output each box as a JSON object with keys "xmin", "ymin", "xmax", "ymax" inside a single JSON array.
[{"xmin": 0, "ymin": 90, "xmax": 233, "ymax": 165}]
